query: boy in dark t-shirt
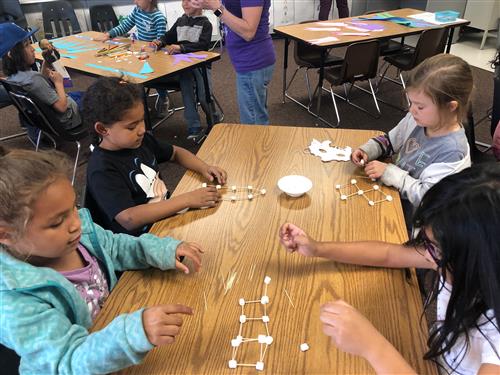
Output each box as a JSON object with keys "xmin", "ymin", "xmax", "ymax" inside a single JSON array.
[
  {"xmin": 84, "ymin": 77, "xmax": 226, "ymax": 236},
  {"xmin": 153, "ymin": 0, "xmax": 219, "ymax": 139}
]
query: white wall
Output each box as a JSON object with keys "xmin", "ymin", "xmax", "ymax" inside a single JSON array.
[{"xmin": 19, "ymin": 0, "xmax": 220, "ymax": 41}]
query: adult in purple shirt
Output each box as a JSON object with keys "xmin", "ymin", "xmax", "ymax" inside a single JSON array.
[
  {"xmin": 319, "ymin": 0, "xmax": 349, "ymax": 21},
  {"xmin": 198, "ymin": 0, "xmax": 275, "ymax": 124}
]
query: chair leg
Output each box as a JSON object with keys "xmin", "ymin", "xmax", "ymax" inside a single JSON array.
[
  {"xmin": 329, "ymin": 86, "xmax": 341, "ymax": 127},
  {"xmin": 285, "ymin": 66, "xmax": 312, "ymax": 111},
  {"xmin": 399, "ymin": 72, "xmax": 410, "ymax": 109},
  {"xmin": 330, "ymin": 81, "xmax": 381, "ymax": 119},
  {"xmin": 0, "ymin": 131, "xmax": 27, "ymax": 142},
  {"xmin": 305, "ymin": 68, "xmax": 313, "ymax": 108},
  {"xmin": 71, "ymin": 141, "xmax": 81, "ymax": 186},
  {"xmin": 35, "ymin": 129, "xmax": 42, "ymax": 152},
  {"xmin": 212, "ymin": 94, "xmax": 224, "ymax": 122},
  {"xmin": 368, "ymin": 79, "xmax": 381, "ymax": 116},
  {"xmin": 377, "ymin": 62, "xmax": 391, "ymax": 92}
]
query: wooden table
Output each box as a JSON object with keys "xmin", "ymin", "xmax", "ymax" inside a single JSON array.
[
  {"xmin": 92, "ymin": 124, "xmax": 436, "ymax": 374},
  {"xmin": 35, "ymin": 31, "xmax": 220, "ymax": 130},
  {"xmin": 274, "ymin": 8, "xmax": 470, "ymax": 126}
]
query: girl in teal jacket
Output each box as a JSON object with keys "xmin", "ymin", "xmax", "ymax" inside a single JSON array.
[{"xmin": 0, "ymin": 147, "xmax": 203, "ymax": 374}]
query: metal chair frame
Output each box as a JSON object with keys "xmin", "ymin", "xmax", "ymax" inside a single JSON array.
[
  {"xmin": 319, "ymin": 40, "xmax": 381, "ymax": 128},
  {"xmin": 3, "ymin": 82, "xmax": 87, "ymax": 185},
  {"xmin": 376, "ymin": 27, "xmax": 448, "ymax": 109}
]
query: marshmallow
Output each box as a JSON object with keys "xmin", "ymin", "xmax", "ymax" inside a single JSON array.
[
  {"xmin": 228, "ymin": 360, "xmax": 237, "ymax": 368},
  {"xmin": 300, "ymin": 343, "xmax": 310, "ymax": 352}
]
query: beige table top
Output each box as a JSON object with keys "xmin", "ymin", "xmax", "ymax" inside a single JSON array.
[
  {"xmin": 35, "ymin": 31, "xmax": 220, "ymax": 84},
  {"xmin": 274, "ymin": 8, "xmax": 469, "ymax": 47},
  {"xmin": 92, "ymin": 124, "xmax": 436, "ymax": 374}
]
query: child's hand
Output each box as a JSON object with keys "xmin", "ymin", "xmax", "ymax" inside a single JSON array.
[
  {"xmin": 279, "ymin": 223, "xmax": 318, "ymax": 257},
  {"xmin": 203, "ymin": 165, "xmax": 227, "ymax": 185},
  {"xmin": 351, "ymin": 149, "xmax": 368, "ymax": 166},
  {"xmin": 184, "ymin": 186, "xmax": 221, "ymax": 208},
  {"xmin": 175, "ymin": 241, "xmax": 204, "ymax": 274},
  {"xmin": 95, "ymin": 32, "xmax": 110, "ymax": 42},
  {"xmin": 166, "ymin": 44, "xmax": 182, "ymax": 55},
  {"xmin": 320, "ymin": 300, "xmax": 383, "ymax": 358},
  {"xmin": 143, "ymin": 304, "xmax": 193, "ymax": 346},
  {"xmin": 47, "ymin": 70, "xmax": 63, "ymax": 85},
  {"xmin": 364, "ymin": 161, "xmax": 387, "ymax": 179}
]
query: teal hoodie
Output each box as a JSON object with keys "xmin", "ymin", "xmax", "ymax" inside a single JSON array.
[{"xmin": 0, "ymin": 208, "xmax": 181, "ymax": 374}]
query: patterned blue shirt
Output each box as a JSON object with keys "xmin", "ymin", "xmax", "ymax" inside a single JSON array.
[{"xmin": 108, "ymin": 6, "xmax": 167, "ymax": 41}]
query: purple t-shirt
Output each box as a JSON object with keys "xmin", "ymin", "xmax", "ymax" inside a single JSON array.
[
  {"xmin": 60, "ymin": 244, "xmax": 110, "ymax": 321},
  {"xmin": 223, "ymin": 0, "xmax": 276, "ymax": 73}
]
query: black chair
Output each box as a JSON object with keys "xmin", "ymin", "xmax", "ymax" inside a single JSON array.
[
  {"xmin": 285, "ymin": 20, "xmax": 343, "ymax": 111},
  {"xmin": 322, "ymin": 40, "xmax": 381, "ymax": 127},
  {"xmin": 42, "ymin": 0, "xmax": 81, "ymax": 39},
  {"xmin": 1, "ymin": 81, "xmax": 88, "ymax": 185},
  {"xmin": 145, "ymin": 73, "xmax": 224, "ymax": 134},
  {"xmin": 0, "ymin": 0, "xmax": 27, "ymax": 29},
  {"xmin": 89, "ymin": 4, "xmax": 118, "ymax": 33},
  {"xmin": 377, "ymin": 27, "xmax": 448, "ymax": 108}
]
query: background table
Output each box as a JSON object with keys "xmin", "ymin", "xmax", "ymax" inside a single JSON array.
[
  {"xmin": 34, "ymin": 31, "xmax": 220, "ymax": 129},
  {"xmin": 92, "ymin": 124, "xmax": 436, "ymax": 374},
  {"xmin": 274, "ymin": 8, "xmax": 470, "ymax": 125}
]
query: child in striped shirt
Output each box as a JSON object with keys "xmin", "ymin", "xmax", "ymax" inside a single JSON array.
[
  {"xmin": 97, "ymin": 0, "xmax": 168, "ymax": 114},
  {"xmin": 99, "ymin": 0, "xmax": 167, "ymax": 42}
]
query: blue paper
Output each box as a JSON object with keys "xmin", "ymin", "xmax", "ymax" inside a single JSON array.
[
  {"xmin": 139, "ymin": 61, "xmax": 154, "ymax": 74},
  {"xmin": 85, "ymin": 63, "xmax": 148, "ymax": 79}
]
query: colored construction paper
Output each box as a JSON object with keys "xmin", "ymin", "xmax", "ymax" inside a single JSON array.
[
  {"xmin": 65, "ymin": 48, "xmax": 99, "ymax": 53},
  {"xmin": 306, "ymin": 27, "xmax": 341, "ymax": 31},
  {"xmin": 408, "ymin": 12, "xmax": 465, "ymax": 25},
  {"xmin": 85, "ymin": 63, "xmax": 148, "ymax": 79},
  {"xmin": 74, "ymin": 34, "xmax": 94, "ymax": 41},
  {"xmin": 139, "ymin": 61, "xmax": 154, "ymax": 74},
  {"xmin": 357, "ymin": 13, "xmax": 434, "ymax": 28},
  {"xmin": 315, "ymin": 22, "xmax": 346, "ymax": 27},
  {"xmin": 307, "ymin": 36, "xmax": 339, "ymax": 45},
  {"xmin": 171, "ymin": 53, "xmax": 208, "ymax": 65},
  {"xmin": 350, "ymin": 22, "xmax": 385, "ymax": 31}
]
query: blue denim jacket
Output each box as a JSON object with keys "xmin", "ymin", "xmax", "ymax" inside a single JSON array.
[{"xmin": 0, "ymin": 208, "xmax": 181, "ymax": 374}]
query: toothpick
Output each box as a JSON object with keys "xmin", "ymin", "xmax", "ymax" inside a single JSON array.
[
  {"xmin": 248, "ymin": 263, "xmax": 256, "ymax": 281},
  {"xmin": 203, "ymin": 291, "xmax": 208, "ymax": 311},
  {"xmin": 283, "ymin": 288, "xmax": 295, "ymax": 308},
  {"xmin": 225, "ymin": 270, "xmax": 238, "ymax": 295},
  {"xmin": 221, "ymin": 273, "xmax": 226, "ymax": 291}
]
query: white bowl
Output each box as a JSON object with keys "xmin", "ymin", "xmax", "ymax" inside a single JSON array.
[{"xmin": 277, "ymin": 175, "xmax": 313, "ymax": 197}]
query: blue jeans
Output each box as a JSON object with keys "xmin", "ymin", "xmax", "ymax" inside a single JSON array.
[
  {"xmin": 179, "ymin": 67, "xmax": 211, "ymax": 134},
  {"xmin": 236, "ymin": 64, "xmax": 274, "ymax": 125}
]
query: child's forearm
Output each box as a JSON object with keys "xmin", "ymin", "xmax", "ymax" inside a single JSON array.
[
  {"xmin": 172, "ymin": 147, "xmax": 210, "ymax": 176},
  {"xmin": 220, "ymin": 7, "xmax": 262, "ymax": 42},
  {"xmin": 315, "ymin": 241, "xmax": 428, "ymax": 269},
  {"xmin": 365, "ymin": 336, "xmax": 417, "ymax": 375},
  {"xmin": 115, "ymin": 196, "xmax": 191, "ymax": 231}
]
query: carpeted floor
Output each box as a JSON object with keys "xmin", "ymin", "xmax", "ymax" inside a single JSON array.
[{"xmin": 0, "ymin": 38, "xmax": 496, "ymax": 202}]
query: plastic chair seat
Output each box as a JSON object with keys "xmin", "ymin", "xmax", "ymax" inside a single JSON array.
[
  {"xmin": 384, "ymin": 50, "xmax": 416, "ymax": 70},
  {"xmin": 295, "ymin": 51, "xmax": 343, "ymax": 69}
]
